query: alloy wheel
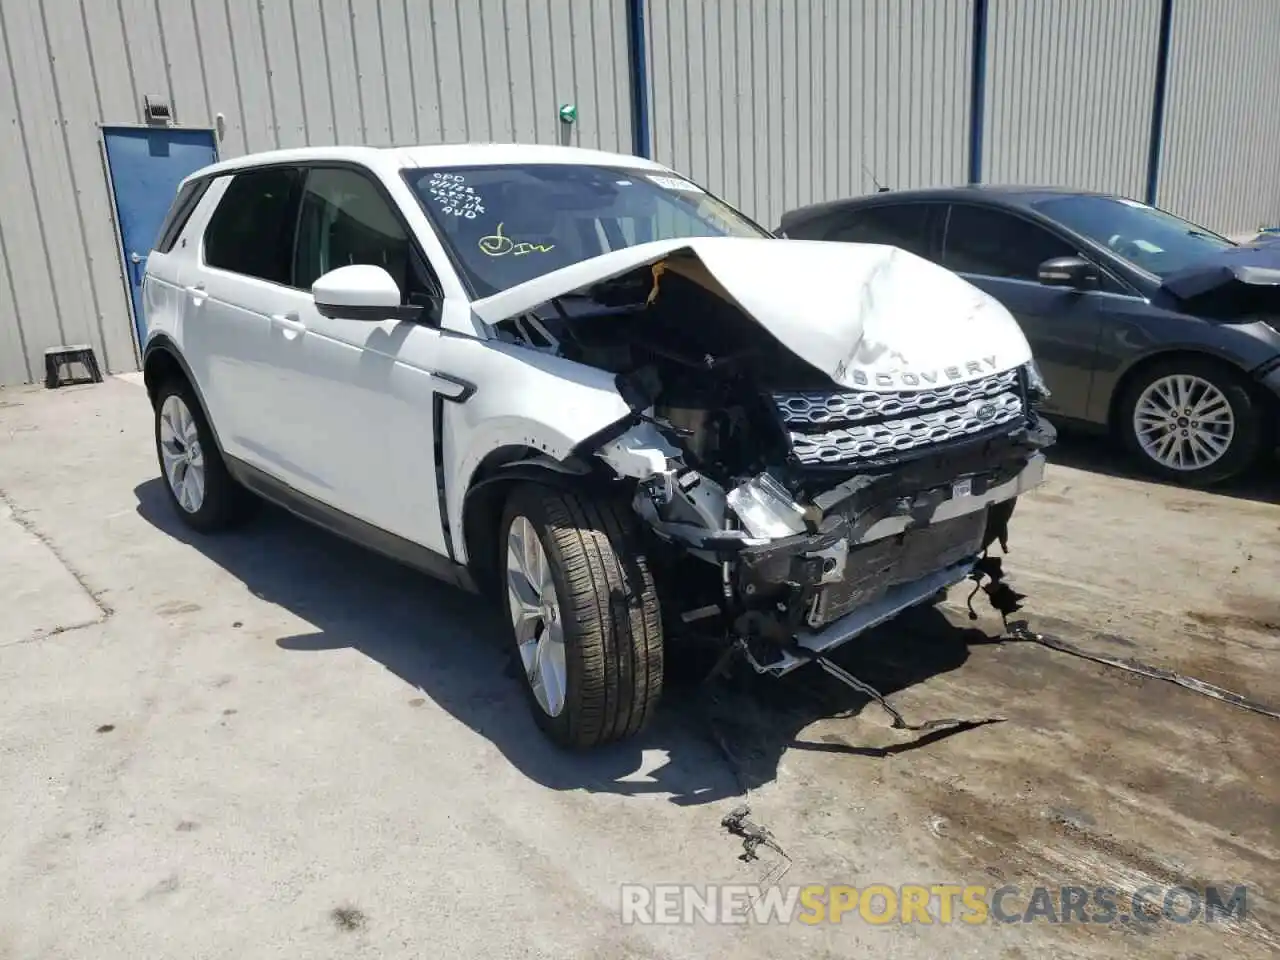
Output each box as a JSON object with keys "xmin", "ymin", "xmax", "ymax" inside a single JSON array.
[
  {"xmin": 1132, "ymin": 374, "xmax": 1235, "ymax": 472},
  {"xmin": 506, "ymin": 516, "xmax": 567, "ymax": 717},
  {"xmin": 158, "ymin": 394, "xmax": 206, "ymax": 513}
]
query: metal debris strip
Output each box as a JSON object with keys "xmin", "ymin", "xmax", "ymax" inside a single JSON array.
[
  {"xmin": 813, "ymin": 654, "xmax": 1007, "ymax": 733},
  {"xmin": 1001, "ymin": 619, "xmax": 1280, "ymax": 722},
  {"xmin": 961, "ymin": 554, "xmax": 1280, "ymax": 722},
  {"xmin": 721, "ymin": 805, "xmax": 792, "ymax": 888}
]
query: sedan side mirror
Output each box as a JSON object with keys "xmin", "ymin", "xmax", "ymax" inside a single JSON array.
[
  {"xmin": 1037, "ymin": 255, "xmax": 1099, "ymax": 290},
  {"xmin": 313, "ymin": 264, "xmax": 423, "ymax": 322}
]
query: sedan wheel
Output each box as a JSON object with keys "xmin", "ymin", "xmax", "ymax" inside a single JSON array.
[
  {"xmin": 1132, "ymin": 374, "xmax": 1234, "ymax": 473},
  {"xmin": 1119, "ymin": 358, "xmax": 1264, "ymax": 487}
]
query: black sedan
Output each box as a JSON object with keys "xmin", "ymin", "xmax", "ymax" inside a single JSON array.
[{"xmin": 779, "ymin": 187, "xmax": 1280, "ymax": 487}]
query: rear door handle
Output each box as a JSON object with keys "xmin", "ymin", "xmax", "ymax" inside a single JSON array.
[
  {"xmin": 271, "ymin": 313, "xmax": 307, "ymax": 337},
  {"xmin": 185, "ymin": 283, "xmax": 207, "ymax": 306}
]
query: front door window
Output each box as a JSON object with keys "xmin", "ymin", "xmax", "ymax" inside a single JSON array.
[{"xmin": 941, "ymin": 205, "xmax": 1074, "ymax": 281}]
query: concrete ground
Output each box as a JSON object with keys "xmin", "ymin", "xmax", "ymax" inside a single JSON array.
[{"xmin": 0, "ymin": 376, "xmax": 1276, "ymax": 959}]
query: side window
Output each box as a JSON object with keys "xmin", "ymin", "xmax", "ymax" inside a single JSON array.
[
  {"xmin": 942, "ymin": 205, "xmax": 1074, "ymax": 281},
  {"xmin": 825, "ymin": 204, "xmax": 936, "ymax": 258},
  {"xmin": 155, "ymin": 178, "xmax": 211, "ymax": 253},
  {"xmin": 203, "ymin": 167, "xmax": 303, "ymax": 284},
  {"xmin": 294, "ymin": 167, "xmax": 415, "ymax": 297}
]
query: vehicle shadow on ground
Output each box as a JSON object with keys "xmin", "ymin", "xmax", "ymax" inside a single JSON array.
[
  {"xmin": 1045, "ymin": 427, "xmax": 1280, "ymax": 504},
  {"xmin": 135, "ymin": 478, "xmax": 994, "ymax": 807}
]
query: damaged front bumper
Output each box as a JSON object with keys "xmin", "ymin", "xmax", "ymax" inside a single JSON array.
[
  {"xmin": 748, "ymin": 453, "xmax": 1045, "ymax": 676},
  {"xmin": 605, "ymin": 418, "xmax": 1054, "ymax": 676}
]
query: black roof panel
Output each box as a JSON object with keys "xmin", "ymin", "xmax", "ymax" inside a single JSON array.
[{"xmin": 779, "ymin": 185, "xmax": 1123, "ymax": 228}]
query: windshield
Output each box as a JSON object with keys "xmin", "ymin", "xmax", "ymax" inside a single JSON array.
[
  {"xmin": 404, "ymin": 164, "xmax": 769, "ymax": 298},
  {"xmin": 1032, "ymin": 195, "xmax": 1234, "ymax": 278}
]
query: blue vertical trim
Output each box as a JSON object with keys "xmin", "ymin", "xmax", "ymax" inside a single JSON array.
[
  {"xmin": 1145, "ymin": 0, "xmax": 1175, "ymax": 205},
  {"xmin": 967, "ymin": 0, "xmax": 988, "ymax": 184},
  {"xmin": 626, "ymin": 0, "xmax": 651, "ymax": 158}
]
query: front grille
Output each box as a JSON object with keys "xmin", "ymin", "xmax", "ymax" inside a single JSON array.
[
  {"xmin": 807, "ymin": 510, "xmax": 987, "ymax": 627},
  {"xmin": 774, "ymin": 369, "xmax": 1024, "ymax": 466}
]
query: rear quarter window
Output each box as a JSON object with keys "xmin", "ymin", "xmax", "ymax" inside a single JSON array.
[
  {"xmin": 824, "ymin": 204, "xmax": 936, "ymax": 258},
  {"xmin": 154, "ymin": 178, "xmax": 212, "ymax": 253}
]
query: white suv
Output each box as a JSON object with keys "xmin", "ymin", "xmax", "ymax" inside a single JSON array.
[{"xmin": 142, "ymin": 143, "xmax": 1054, "ymax": 747}]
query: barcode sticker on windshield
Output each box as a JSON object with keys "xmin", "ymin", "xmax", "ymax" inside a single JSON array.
[{"xmin": 648, "ymin": 175, "xmax": 704, "ymax": 193}]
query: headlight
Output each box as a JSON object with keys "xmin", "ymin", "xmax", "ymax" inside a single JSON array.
[
  {"xmin": 727, "ymin": 472, "xmax": 809, "ymax": 539},
  {"xmin": 1024, "ymin": 359, "xmax": 1051, "ymax": 404}
]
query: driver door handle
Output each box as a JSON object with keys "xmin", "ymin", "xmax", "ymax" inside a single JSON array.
[
  {"xmin": 271, "ymin": 312, "xmax": 307, "ymax": 338},
  {"xmin": 185, "ymin": 282, "xmax": 207, "ymax": 307}
]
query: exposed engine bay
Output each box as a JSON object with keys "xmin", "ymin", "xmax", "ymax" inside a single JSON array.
[{"xmin": 492, "ymin": 253, "xmax": 1057, "ymax": 674}]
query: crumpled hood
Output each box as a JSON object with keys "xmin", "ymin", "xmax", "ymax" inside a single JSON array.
[
  {"xmin": 470, "ymin": 236, "xmax": 1032, "ymax": 391},
  {"xmin": 1155, "ymin": 241, "xmax": 1280, "ymax": 317}
]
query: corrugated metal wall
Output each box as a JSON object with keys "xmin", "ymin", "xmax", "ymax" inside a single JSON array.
[
  {"xmin": 982, "ymin": 0, "xmax": 1162, "ymax": 198},
  {"xmin": 0, "ymin": 0, "xmax": 631, "ymax": 387},
  {"xmin": 1156, "ymin": 0, "xmax": 1280, "ymax": 236},
  {"xmin": 3, "ymin": 0, "xmax": 1280, "ymax": 389},
  {"xmin": 644, "ymin": 0, "xmax": 975, "ymax": 229}
]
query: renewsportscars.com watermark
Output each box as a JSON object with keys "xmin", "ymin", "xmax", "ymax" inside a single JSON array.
[{"xmin": 620, "ymin": 883, "xmax": 1249, "ymax": 926}]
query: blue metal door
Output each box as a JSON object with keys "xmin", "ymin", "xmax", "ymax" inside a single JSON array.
[{"xmin": 102, "ymin": 126, "xmax": 217, "ymax": 348}]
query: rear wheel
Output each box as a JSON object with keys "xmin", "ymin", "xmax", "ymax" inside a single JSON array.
[
  {"xmin": 1118, "ymin": 357, "xmax": 1263, "ymax": 487},
  {"xmin": 153, "ymin": 379, "xmax": 254, "ymax": 531},
  {"xmin": 499, "ymin": 484, "xmax": 664, "ymax": 748}
]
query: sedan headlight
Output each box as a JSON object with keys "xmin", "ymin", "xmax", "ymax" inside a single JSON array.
[{"xmin": 1024, "ymin": 359, "xmax": 1051, "ymax": 405}]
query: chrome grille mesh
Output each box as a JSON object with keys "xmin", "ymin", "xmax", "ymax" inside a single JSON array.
[
  {"xmin": 775, "ymin": 369, "xmax": 1020, "ymax": 425},
  {"xmin": 774, "ymin": 370, "xmax": 1025, "ymax": 466}
]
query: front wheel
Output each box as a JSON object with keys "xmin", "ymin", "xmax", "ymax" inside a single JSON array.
[
  {"xmin": 499, "ymin": 484, "xmax": 664, "ymax": 749},
  {"xmin": 1118, "ymin": 357, "xmax": 1264, "ymax": 487}
]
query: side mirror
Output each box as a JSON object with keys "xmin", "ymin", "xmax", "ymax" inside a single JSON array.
[
  {"xmin": 1037, "ymin": 255, "xmax": 1098, "ymax": 290},
  {"xmin": 312, "ymin": 264, "xmax": 423, "ymax": 322}
]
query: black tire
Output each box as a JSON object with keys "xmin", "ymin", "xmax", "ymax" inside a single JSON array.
[
  {"xmin": 1117, "ymin": 356, "xmax": 1264, "ymax": 487},
  {"xmin": 499, "ymin": 483, "xmax": 664, "ymax": 749},
  {"xmin": 153, "ymin": 378, "xmax": 254, "ymax": 532}
]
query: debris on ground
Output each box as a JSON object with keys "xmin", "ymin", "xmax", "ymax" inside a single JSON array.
[
  {"xmin": 721, "ymin": 805, "xmax": 792, "ymax": 887},
  {"xmin": 721, "ymin": 803, "xmax": 788, "ymax": 885},
  {"xmin": 721, "ymin": 804, "xmax": 787, "ymax": 863},
  {"xmin": 330, "ymin": 905, "xmax": 367, "ymax": 932},
  {"xmin": 1001, "ymin": 619, "xmax": 1280, "ymax": 721}
]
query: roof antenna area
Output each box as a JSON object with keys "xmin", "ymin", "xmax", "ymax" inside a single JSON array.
[{"xmin": 861, "ymin": 158, "xmax": 890, "ymax": 193}]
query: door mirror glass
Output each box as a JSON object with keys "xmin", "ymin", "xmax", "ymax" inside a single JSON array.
[
  {"xmin": 1037, "ymin": 255, "xmax": 1099, "ymax": 289},
  {"xmin": 313, "ymin": 264, "xmax": 422, "ymax": 322}
]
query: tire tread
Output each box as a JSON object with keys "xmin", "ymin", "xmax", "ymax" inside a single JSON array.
[{"xmin": 505, "ymin": 484, "xmax": 664, "ymax": 748}]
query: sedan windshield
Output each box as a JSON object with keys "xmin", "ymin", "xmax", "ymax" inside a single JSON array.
[
  {"xmin": 1032, "ymin": 194, "xmax": 1234, "ymax": 278},
  {"xmin": 404, "ymin": 164, "xmax": 769, "ymax": 298}
]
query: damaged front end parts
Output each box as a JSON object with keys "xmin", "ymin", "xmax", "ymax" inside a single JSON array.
[
  {"xmin": 495, "ymin": 239, "xmax": 1056, "ymax": 685},
  {"xmin": 598, "ymin": 360, "xmax": 1054, "ymax": 678}
]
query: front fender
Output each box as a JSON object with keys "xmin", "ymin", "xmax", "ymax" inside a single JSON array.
[
  {"xmin": 436, "ymin": 335, "xmax": 636, "ymax": 561},
  {"xmin": 1090, "ymin": 321, "xmax": 1280, "ymax": 423}
]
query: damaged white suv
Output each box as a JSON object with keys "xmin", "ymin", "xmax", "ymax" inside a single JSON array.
[{"xmin": 141, "ymin": 144, "xmax": 1054, "ymax": 747}]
